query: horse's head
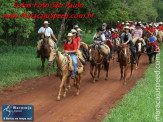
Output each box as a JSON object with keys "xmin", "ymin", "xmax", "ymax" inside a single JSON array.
[
  {"xmin": 146, "ymin": 43, "xmax": 154, "ymax": 54},
  {"xmin": 42, "ymin": 38, "xmax": 50, "ymax": 50},
  {"xmin": 121, "ymin": 43, "xmax": 130, "ymax": 58},
  {"xmin": 136, "ymin": 40, "xmax": 143, "ymax": 53},
  {"xmin": 48, "ymin": 48, "xmax": 59, "ymax": 66}
]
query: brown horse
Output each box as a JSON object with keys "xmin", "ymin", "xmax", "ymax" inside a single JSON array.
[
  {"xmin": 119, "ymin": 43, "xmax": 134, "ymax": 85},
  {"xmin": 39, "ymin": 38, "xmax": 52, "ymax": 75},
  {"xmin": 112, "ymin": 38, "xmax": 119, "ymax": 63},
  {"xmin": 89, "ymin": 45, "xmax": 109, "ymax": 83},
  {"xmin": 48, "ymin": 49, "xmax": 84, "ymax": 101}
]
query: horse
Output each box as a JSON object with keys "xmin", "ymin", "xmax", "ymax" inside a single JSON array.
[
  {"xmin": 39, "ymin": 38, "xmax": 52, "ymax": 75},
  {"xmin": 134, "ymin": 39, "xmax": 143, "ymax": 69},
  {"xmin": 89, "ymin": 45, "xmax": 109, "ymax": 83},
  {"xmin": 155, "ymin": 30, "xmax": 162, "ymax": 46},
  {"xmin": 146, "ymin": 43, "xmax": 157, "ymax": 64},
  {"xmin": 112, "ymin": 38, "xmax": 119, "ymax": 63},
  {"xmin": 79, "ymin": 42, "xmax": 89, "ymax": 61},
  {"xmin": 48, "ymin": 49, "xmax": 84, "ymax": 101},
  {"xmin": 119, "ymin": 43, "xmax": 134, "ymax": 85}
]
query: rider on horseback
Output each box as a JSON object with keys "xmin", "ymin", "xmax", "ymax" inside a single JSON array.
[
  {"xmin": 149, "ymin": 33, "xmax": 160, "ymax": 52},
  {"xmin": 92, "ymin": 27, "xmax": 110, "ymax": 63},
  {"xmin": 63, "ymin": 33, "xmax": 78, "ymax": 79},
  {"xmin": 36, "ymin": 21, "xmax": 58, "ymax": 58},
  {"xmin": 132, "ymin": 23, "xmax": 146, "ymax": 52},
  {"xmin": 117, "ymin": 26, "xmax": 136, "ymax": 64}
]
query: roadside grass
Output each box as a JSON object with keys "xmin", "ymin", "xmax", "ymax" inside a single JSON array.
[
  {"xmin": 0, "ymin": 46, "xmax": 54, "ymax": 89},
  {"xmin": 0, "ymin": 32, "xmax": 94, "ymax": 89},
  {"xmin": 103, "ymin": 47, "xmax": 163, "ymax": 122}
]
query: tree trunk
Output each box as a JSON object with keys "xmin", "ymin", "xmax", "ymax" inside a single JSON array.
[{"xmin": 57, "ymin": 0, "xmax": 71, "ymax": 42}]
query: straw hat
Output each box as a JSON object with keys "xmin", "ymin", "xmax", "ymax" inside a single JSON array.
[
  {"xmin": 122, "ymin": 22, "xmax": 125, "ymax": 24},
  {"xmin": 124, "ymin": 26, "xmax": 130, "ymax": 30},
  {"xmin": 126, "ymin": 23, "xmax": 130, "ymax": 25},
  {"xmin": 44, "ymin": 21, "xmax": 50, "ymax": 24},
  {"xmin": 159, "ymin": 22, "xmax": 163, "ymax": 25},
  {"xmin": 149, "ymin": 23, "xmax": 152, "ymax": 26},
  {"xmin": 67, "ymin": 33, "xmax": 73, "ymax": 37},
  {"xmin": 71, "ymin": 29, "xmax": 77, "ymax": 33},
  {"xmin": 130, "ymin": 27, "xmax": 134, "ymax": 30},
  {"xmin": 77, "ymin": 28, "xmax": 82, "ymax": 32}
]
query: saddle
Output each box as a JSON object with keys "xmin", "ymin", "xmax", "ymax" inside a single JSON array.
[{"xmin": 64, "ymin": 54, "xmax": 83, "ymax": 72}]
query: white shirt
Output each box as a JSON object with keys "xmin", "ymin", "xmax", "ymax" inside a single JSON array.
[
  {"xmin": 38, "ymin": 27, "xmax": 53, "ymax": 37},
  {"xmin": 93, "ymin": 33, "xmax": 106, "ymax": 41}
]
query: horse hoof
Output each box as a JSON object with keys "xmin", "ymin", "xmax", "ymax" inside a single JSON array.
[
  {"xmin": 76, "ymin": 92, "xmax": 79, "ymax": 96},
  {"xmin": 63, "ymin": 94, "xmax": 66, "ymax": 98},
  {"xmin": 56, "ymin": 97, "xmax": 60, "ymax": 101},
  {"xmin": 95, "ymin": 78, "xmax": 99, "ymax": 81},
  {"xmin": 105, "ymin": 77, "xmax": 108, "ymax": 80},
  {"xmin": 92, "ymin": 80, "xmax": 95, "ymax": 83}
]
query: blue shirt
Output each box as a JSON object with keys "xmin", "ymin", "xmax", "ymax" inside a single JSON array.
[{"xmin": 149, "ymin": 36, "xmax": 156, "ymax": 42}]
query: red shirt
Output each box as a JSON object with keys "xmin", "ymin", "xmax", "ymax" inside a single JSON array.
[
  {"xmin": 148, "ymin": 28, "xmax": 155, "ymax": 33},
  {"xmin": 129, "ymin": 23, "xmax": 134, "ymax": 27},
  {"xmin": 120, "ymin": 26, "xmax": 124, "ymax": 31},
  {"xmin": 117, "ymin": 23, "xmax": 121, "ymax": 29},
  {"xmin": 146, "ymin": 26, "xmax": 149, "ymax": 31},
  {"xmin": 63, "ymin": 41, "xmax": 78, "ymax": 51},
  {"xmin": 73, "ymin": 36, "xmax": 81, "ymax": 46},
  {"xmin": 157, "ymin": 26, "xmax": 163, "ymax": 31},
  {"xmin": 111, "ymin": 33, "xmax": 119, "ymax": 38}
]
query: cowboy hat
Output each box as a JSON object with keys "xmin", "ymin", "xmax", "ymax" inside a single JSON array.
[
  {"xmin": 67, "ymin": 33, "xmax": 73, "ymax": 37},
  {"xmin": 159, "ymin": 22, "xmax": 163, "ymax": 25},
  {"xmin": 44, "ymin": 21, "xmax": 50, "ymax": 24},
  {"xmin": 77, "ymin": 28, "xmax": 82, "ymax": 32},
  {"xmin": 124, "ymin": 26, "xmax": 130, "ymax": 30},
  {"xmin": 122, "ymin": 22, "xmax": 125, "ymax": 24},
  {"xmin": 97, "ymin": 27, "xmax": 104, "ymax": 31},
  {"xmin": 130, "ymin": 27, "xmax": 134, "ymax": 30},
  {"xmin": 71, "ymin": 29, "xmax": 77, "ymax": 33},
  {"xmin": 126, "ymin": 23, "xmax": 130, "ymax": 25},
  {"xmin": 74, "ymin": 25, "xmax": 79, "ymax": 28},
  {"xmin": 149, "ymin": 23, "xmax": 152, "ymax": 26}
]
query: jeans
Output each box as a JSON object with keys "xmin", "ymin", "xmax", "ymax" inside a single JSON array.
[
  {"xmin": 69, "ymin": 53, "xmax": 77, "ymax": 76},
  {"xmin": 54, "ymin": 42, "xmax": 57, "ymax": 49},
  {"xmin": 92, "ymin": 42, "xmax": 104, "ymax": 50}
]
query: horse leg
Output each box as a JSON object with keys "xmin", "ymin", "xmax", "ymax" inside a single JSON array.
[
  {"xmin": 90, "ymin": 63, "xmax": 94, "ymax": 79},
  {"xmin": 47, "ymin": 64, "xmax": 50, "ymax": 76},
  {"xmin": 120, "ymin": 65, "xmax": 123, "ymax": 81},
  {"xmin": 124, "ymin": 65, "xmax": 128, "ymax": 85},
  {"xmin": 76, "ymin": 74, "xmax": 82, "ymax": 96},
  {"xmin": 41, "ymin": 58, "xmax": 45, "ymax": 74},
  {"xmin": 129, "ymin": 63, "xmax": 133, "ymax": 80},
  {"xmin": 96, "ymin": 64, "xmax": 101, "ymax": 81},
  {"xmin": 105, "ymin": 62, "xmax": 109, "ymax": 80},
  {"xmin": 93, "ymin": 64, "xmax": 98, "ymax": 83},
  {"xmin": 66, "ymin": 76, "xmax": 71, "ymax": 91},
  {"xmin": 57, "ymin": 74, "xmax": 67, "ymax": 101}
]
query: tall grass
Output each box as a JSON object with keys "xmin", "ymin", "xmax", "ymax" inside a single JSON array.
[
  {"xmin": 103, "ymin": 47, "xmax": 163, "ymax": 122},
  {"xmin": 0, "ymin": 46, "xmax": 53, "ymax": 88}
]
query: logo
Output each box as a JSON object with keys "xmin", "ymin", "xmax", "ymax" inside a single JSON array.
[{"xmin": 2, "ymin": 105, "xmax": 33, "ymax": 121}]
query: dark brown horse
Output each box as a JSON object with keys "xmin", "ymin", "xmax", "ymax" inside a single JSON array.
[
  {"xmin": 39, "ymin": 38, "xmax": 52, "ymax": 75},
  {"xmin": 146, "ymin": 43, "xmax": 157, "ymax": 64},
  {"xmin": 89, "ymin": 45, "xmax": 109, "ymax": 83},
  {"xmin": 134, "ymin": 39, "xmax": 143, "ymax": 69},
  {"xmin": 119, "ymin": 43, "xmax": 134, "ymax": 85}
]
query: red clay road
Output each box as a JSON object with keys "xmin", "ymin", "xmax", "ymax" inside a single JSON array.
[{"xmin": 0, "ymin": 54, "xmax": 148, "ymax": 122}]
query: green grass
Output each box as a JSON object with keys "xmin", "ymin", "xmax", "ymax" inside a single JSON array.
[
  {"xmin": 0, "ymin": 46, "xmax": 54, "ymax": 89},
  {"xmin": 103, "ymin": 47, "xmax": 163, "ymax": 122}
]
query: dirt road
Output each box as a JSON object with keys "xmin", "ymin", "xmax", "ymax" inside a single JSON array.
[{"xmin": 0, "ymin": 54, "xmax": 148, "ymax": 122}]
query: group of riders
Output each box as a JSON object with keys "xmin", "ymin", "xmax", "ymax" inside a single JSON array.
[{"xmin": 36, "ymin": 20, "xmax": 163, "ymax": 78}]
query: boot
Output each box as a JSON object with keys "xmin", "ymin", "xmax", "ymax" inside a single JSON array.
[{"xmin": 36, "ymin": 50, "xmax": 40, "ymax": 58}]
